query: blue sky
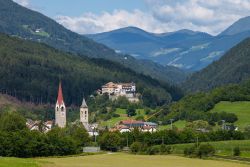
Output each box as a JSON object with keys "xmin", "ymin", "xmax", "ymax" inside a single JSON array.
[
  {"xmin": 14, "ymin": 0, "xmax": 250, "ymax": 35},
  {"xmin": 28, "ymin": 0, "xmax": 147, "ymax": 17}
]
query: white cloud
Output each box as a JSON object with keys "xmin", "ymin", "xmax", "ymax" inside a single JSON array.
[
  {"xmin": 13, "ymin": 0, "xmax": 30, "ymax": 7},
  {"xmin": 56, "ymin": 9, "xmax": 164, "ymax": 34},
  {"xmin": 14, "ymin": 0, "xmax": 250, "ymax": 35}
]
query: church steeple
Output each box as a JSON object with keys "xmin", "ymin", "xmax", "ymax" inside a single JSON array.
[
  {"xmin": 80, "ymin": 95, "xmax": 89, "ymax": 129},
  {"xmin": 81, "ymin": 97, "xmax": 88, "ymax": 108},
  {"xmin": 55, "ymin": 82, "xmax": 66, "ymax": 128},
  {"xmin": 56, "ymin": 82, "xmax": 64, "ymax": 106}
]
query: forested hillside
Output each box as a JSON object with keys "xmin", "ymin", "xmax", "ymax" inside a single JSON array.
[
  {"xmin": 163, "ymin": 80, "xmax": 250, "ymax": 124},
  {"xmin": 0, "ymin": 34, "xmax": 183, "ymax": 106},
  {"xmin": 0, "ymin": 0, "xmax": 186, "ymax": 83},
  {"xmin": 183, "ymin": 37, "xmax": 250, "ymax": 92}
]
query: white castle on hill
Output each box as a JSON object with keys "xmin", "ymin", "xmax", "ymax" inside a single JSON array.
[{"xmin": 101, "ymin": 82, "xmax": 139, "ymax": 102}]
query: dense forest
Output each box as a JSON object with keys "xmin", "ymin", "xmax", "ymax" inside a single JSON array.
[
  {"xmin": 184, "ymin": 37, "xmax": 250, "ymax": 92},
  {"xmin": 0, "ymin": 0, "xmax": 186, "ymax": 83},
  {"xmin": 0, "ymin": 34, "xmax": 183, "ymax": 106}
]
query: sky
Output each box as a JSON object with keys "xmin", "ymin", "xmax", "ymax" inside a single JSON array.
[{"xmin": 13, "ymin": 0, "xmax": 250, "ymax": 35}]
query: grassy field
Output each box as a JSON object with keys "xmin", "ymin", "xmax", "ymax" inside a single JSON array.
[
  {"xmin": 0, "ymin": 158, "xmax": 39, "ymax": 167},
  {"xmin": 1, "ymin": 153, "xmax": 250, "ymax": 167},
  {"xmin": 100, "ymin": 108, "xmax": 146, "ymax": 127},
  {"xmin": 172, "ymin": 140, "xmax": 250, "ymax": 157},
  {"xmin": 210, "ymin": 101, "xmax": 250, "ymax": 130},
  {"xmin": 159, "ymin": 120, "xmax": 187, "ymax": 130}
]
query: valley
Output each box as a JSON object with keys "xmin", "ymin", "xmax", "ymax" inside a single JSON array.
[{"xmin": 1, "ymin": 0, "xmax": 250, "ymax": 167}]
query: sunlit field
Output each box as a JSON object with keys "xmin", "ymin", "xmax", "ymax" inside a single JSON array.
[{"xmin": 1, "ymin": 153, "xmax": 250, "ymax": 167}]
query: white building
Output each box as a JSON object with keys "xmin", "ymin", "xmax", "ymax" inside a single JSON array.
[{"xmin": 101, "ymin": 82, "xmax": 139, "ymax": 102}]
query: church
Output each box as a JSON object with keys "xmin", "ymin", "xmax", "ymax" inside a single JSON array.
[{"xmin": 55, "ymin": 82, "xmax": 91, "ymax": 131}]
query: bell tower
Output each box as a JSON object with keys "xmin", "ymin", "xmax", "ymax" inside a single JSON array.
[
  {"xmin": 80, "ymin": 96, "xmax": 88, "ymax": 129},
  {"xmin": 55, "ymin": 82, "xmax": 66, "ymax": 128}
]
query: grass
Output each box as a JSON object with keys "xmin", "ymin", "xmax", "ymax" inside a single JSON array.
[
  {"xmin": 100, "ymin": 108, "xmax": 147, "ymax": 127},
  {"xmin": 172, "ymin": 140, "xmax": 250, "ymax": 157},
  {"xmin": 210, "ymin": 101, "xmax": 250, "ymax": 130},
  {"xmin": 159, "ymin": 120, "xmax": 187, "ymax": 130},
  {"xmin": 1, "ymin": 153, "xmax": 250, "ymax": 167},
  {"xmin": 0, "ymin": 158, "xmax": 39, "ymax": 167}
]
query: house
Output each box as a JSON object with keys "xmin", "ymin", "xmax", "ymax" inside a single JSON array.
[
  {"xmin": 101, "ymin": 82, "xmax": 139, "ymax": 102},
  {"xmin": 119, "ymin": 120, "xmax": 145, "ymax": 128},
  {"xmin": 112, "ymin": 119, "xmax": 158, "ymax": 133},
  {"xmin": 141, "ymin": 126, "xmax": 157, "ymax": 133},
  {"xmin": 26, "ymin": 119, "xmax": 53, "ymax": 133}
]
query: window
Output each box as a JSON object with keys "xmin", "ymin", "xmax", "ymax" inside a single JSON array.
[
  {"xmin": 85, "ymin": 111, "xmax": 87, "ymax": 115},
  {"xmin": 57, "ymin": 107, "xmax": 59, "ymax": 111},
  {"xmin": 61, "ymin": 106, "xmax": 64, "ymax": 111}
]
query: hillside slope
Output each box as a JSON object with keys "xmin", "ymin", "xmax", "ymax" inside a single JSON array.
[
  {"xmin": 220, "ymin": 16, "xmax": 250, "ymax": 36},
  {"xmin": 183, "ymin": 37, "xmax": 250, "ymax": 92},
  {"xmin": 0, "ymin": 0, "xmax": 186, "ymax": 83},
  {"xmin": 0, "ymin": 33, "xmax": 183, "ymax": 106}
]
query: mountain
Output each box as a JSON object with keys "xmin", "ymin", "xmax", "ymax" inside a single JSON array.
[
  {"xmin": 0, "ymin": 33, "xmax": 183, "ymax": 106},
  {"xmin": 220, "ymin": 16, "xmax": 250, "ymax": 36},
  {"xmin": 183, "ymin": 37, "xmax": 250, "ymax": 92},
  {"xmin": 88, "ymin": 17, "xmax": 250, "ymax": 71},
  {"xmin": 0, "ymin": 0, "xmax": 186, "ymax": 83}
]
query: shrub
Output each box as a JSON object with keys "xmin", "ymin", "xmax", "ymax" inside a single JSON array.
[
  {"xmin": 197, "ymin": 144, "xmax": 215, "ymax": 158},
  {"xmin": 233, "ymin": 146, "xmax": 240, "ymax": 156},
  {"xmin": 130, "ymin": 142, "xmax": 142, "ymax": 153},
  {"xmin": 99, "ymin": 132, "xmax": 121, "ymax": 152},
  {"xmin": 184, "ymin": 145, "xmax": 197, "ymax": 157},
  {"xmin": 146, "ymin": 146, "xmax": 160, "ymax": 155},
  {"xmin": 112, "ymin": 113, "xmax": 120, "ymax": 118},
  {"xmin": 160, "ymin": 144, "xmax": 172, "ymax": 154}
]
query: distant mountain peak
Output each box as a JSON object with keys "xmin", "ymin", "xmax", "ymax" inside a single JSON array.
[{"xmin": 219, "ymin": 16, "xmax": 250, "ymax": 36}]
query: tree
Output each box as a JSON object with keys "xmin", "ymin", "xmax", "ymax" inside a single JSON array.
[
  {"xmin": 186, "ymin": 120, "xmax": 211, "ymax": 131},
  {"xmin": 67, "ymin": 122, "xmax": 90, "ymax": 148},
  {"xmin": 98, "ymin": 132, "xmax": 121, "ymax": 152},
  {"xmin": 197, "ymin": 144, "xmax": 215, "ymax": 158},
  {"xmin": 127, "ymin": 107, "xmax": 136, "ymax": 117},
  {"xmin": 130, "ymin": 142, "xmax": 142, "ymax": 153},
  {"xmin": 0, "ymin": 111, "xmax": 27, "ymax": 132}
]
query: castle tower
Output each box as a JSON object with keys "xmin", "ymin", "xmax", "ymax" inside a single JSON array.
[
  {"xmin": 55, "ymin": 82, "xmax": 66, "ymax": 128},
  {"xmin": 80, "ymin": 96, "xmax": 88, "ymax": 129}
]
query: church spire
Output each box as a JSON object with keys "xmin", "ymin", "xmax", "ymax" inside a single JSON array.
[
  {"xmin": 57, "ymin": 82, "xmax": 64, "ymax": 105},
  {"xmin": 81, "ymin": 93, "xmax": 88, "ymax": 108}
]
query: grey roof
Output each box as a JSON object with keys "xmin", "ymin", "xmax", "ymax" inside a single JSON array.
[{"xmin": 81, "ymin": 97, "xmax": 88, "ymax": 108}]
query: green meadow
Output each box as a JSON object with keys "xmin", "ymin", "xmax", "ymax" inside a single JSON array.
[
  {"xmin": 210, "ymin": 101, "xmax": 250, "ymax": 130},
  {"xmin": 172, "ymin": 140, "xmax": 250, "ymax": 157},
  {"xmin": 1, "ymin": 153, "xmax": 250, "ymax": 167}
]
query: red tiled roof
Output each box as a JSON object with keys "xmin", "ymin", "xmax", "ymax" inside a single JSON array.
[
  {"xmin": 57, "ymin": 82, "xmax": 64, "ymax": 105},
  {"xmin": 120, "ymin": 119, "xmax": 144, "ymax": 124}
]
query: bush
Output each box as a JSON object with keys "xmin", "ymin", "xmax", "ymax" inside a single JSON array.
[
  {"xmin": 184, "ymin": 145, "xmax": 197, "ymax": 157},
  {"xmin": 99, "ymin": 132, "xmax": 121, "ymax": 152},
  {"xmin": 233, "ymin": 146, "xmax": 240, "ymax": 156},
  {"xmin": 130, "ymin": 142, "xmax": 142, "ymax": 153},
  {"xmin": 160, "ymin": 144, "xmax": 172, "ymax": 154},
  {"xmin": 197, "ymin": 144, "xmax": 215, "ymax": 158},
  {"xmin": 146, "ymin": 146, "xmax": 160, "ymax": 155},
  {"xmin": 112, "ymin": 113, "xmax": 120, "ymax": 118}
]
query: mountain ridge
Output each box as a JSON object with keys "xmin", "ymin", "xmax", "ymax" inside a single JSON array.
[
  {"xmin": 87, "ymin": 17, "xmax": 250, "ymax": 71},
  {"xmin": 183, "ymin": 37, "xmax": 250, "ymax": 92},
  {"xmin": 0, "ymin": 0, "xmax": 186, "ymax": 83}
]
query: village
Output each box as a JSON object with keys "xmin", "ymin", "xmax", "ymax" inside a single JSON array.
[{"xmin": 26, "ymin": 82, "xmax": 158, "ymax": 136}]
